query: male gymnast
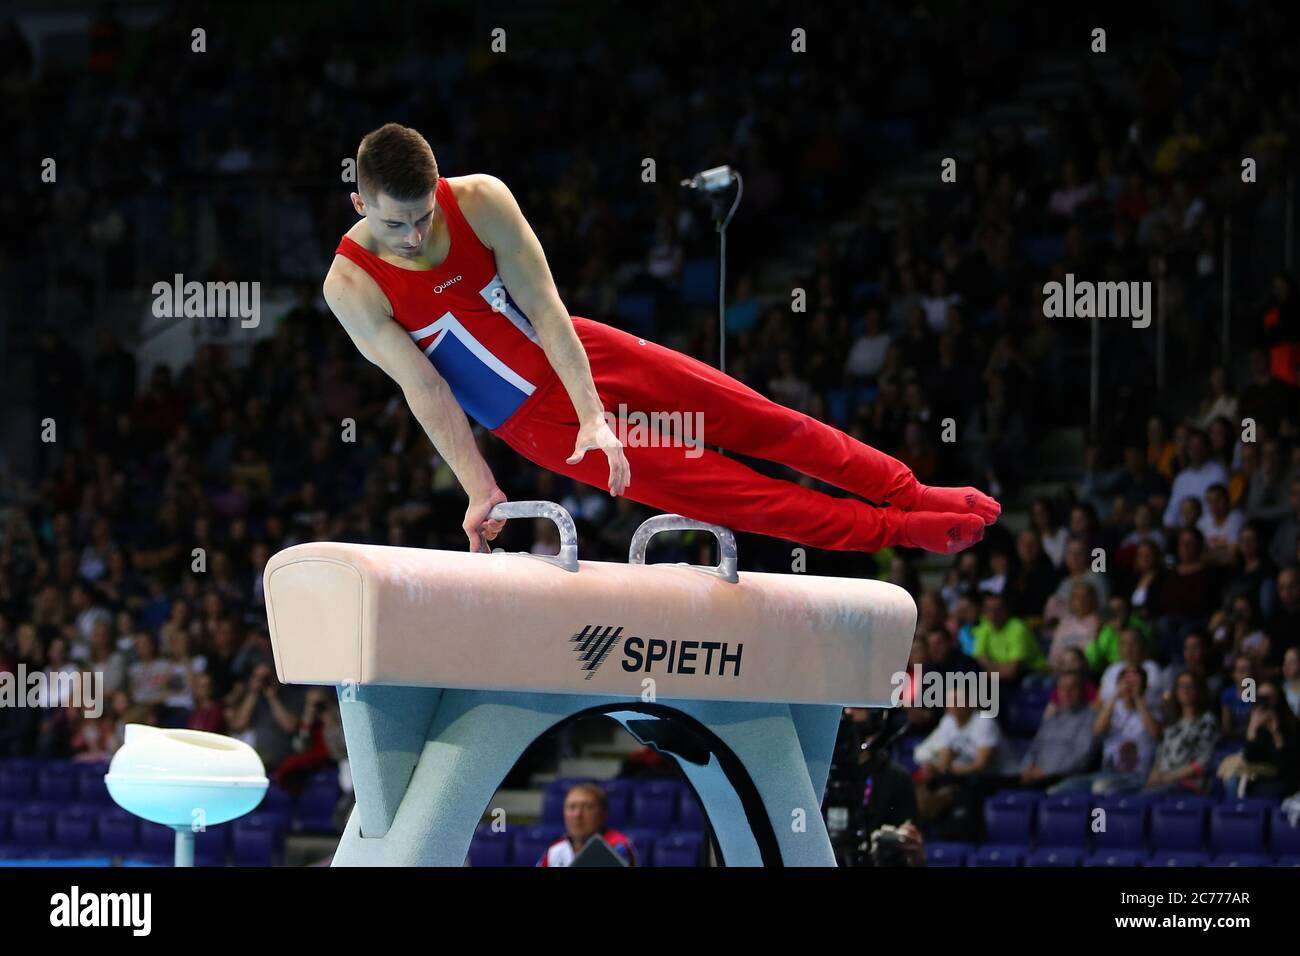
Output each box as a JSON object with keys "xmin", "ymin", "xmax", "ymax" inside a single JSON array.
[{"xmin": 323, "ymin": 123, "xmax": 1001, "ymax": 555}]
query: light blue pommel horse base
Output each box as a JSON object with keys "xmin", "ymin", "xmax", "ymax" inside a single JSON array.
[{"xmin": 262, "ymin": 502, "xmax": 916, "ymax": 866}]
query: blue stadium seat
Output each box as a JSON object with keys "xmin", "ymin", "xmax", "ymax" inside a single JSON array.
[
  {"xmin": 989, "ymin": 789, "xmax": 1045, "ymax": 809},
  {"xmin": 13, "ymin": 805, "xmax": 52, "ymax": 848},
  {"xmin": 1042, "ymin": 792, "xmax": 1093, "ymax": 811},
  {"xmin": 1006, "ymin": 694, "xmax": 1047, "ymax": 736},
  {"xmin": 75, "ymin": 763, "xmax": 112, "ymax": 805},
  {"xmin": 53, "ymin": 805, "xmax": 97, "ymax": 853},
  {"xmin": 256, "ymin": 786, "xmax": 293, "ymax": 817},
  {"xmin": 984, "ymin": 801, "xmax": 1034, "ymax": 845},
  {"xmin": 1151, "ymin": 804, "xmax": 1207, "ymax": 851},
  {"xmin": 35, "ymin": 764, "xmax": 77, "ymax": 802},
  {"xmin": 231, "ymin": 822, "xmax": 275, "ymax": 866},
  {"xmin": 677, "ymin": 789, "xmax": 707, "ymax": 833},
  {"xmin": 296, "ymin": 778, "xmax": 341, "ymax": 834},
  {"xmin": 0, "ymin": 760, "xmax": 37, "ymax": 800},
  {"xmin": 467, "ymin": 824, "xmax": 510, "ymax": 867},
  {"xmin": 541, "ymin": 784, "xmax": 567, "ymax": 826},
  {"xmin": 1085, "ymin": 850, "xmax": 1145, "ymax": 867},
  {"xmin": 1208, "ymin": 853, "xmax": 1271, "ymax": 867},
  {"xmin": 968, "ymin": 844, "xmax": 1025, "ymax": 867},
  {"xmin": 512, "ymin": 825, "xmax": 561, "ymax": 867},
  {"xmin": 96, "ymin": 808, "xmax": 139, "ymax": 855},
  {"xmin": 1160, "ymin": 794, "xmax": 1211, "ymax": 812},
  {"xmin": 631, "ymin": 782, "xmax": 679, "ymax": 829},
  {"xmin": 1036, "ymin": 801, "xmax": 1088, "ymax": 848},
  {"xmin": 194, "ymin": 826, "xmax": 229, "ymax": 867},
  {"xmin": 1148, "ymin": 851, "xmax": 1210, "ymax": 867},
  {"xmin": 1026, "ymin": 847, "xmax": 1083, "ymax": 867},
  {"xmin": 620, "ymin": 827, "xmax": 659, "ymax": 866},
  {"xmin": 654, "ymin": 832, "xmax": 704, "ymax": 867},
  {"xmin": 1210, "ymin": 805, "xmax": 1267, "ymax": 855},
  {"xmin": 1275, "ymin": 856, "xmax": 1300, "ymax": 867},
  {"xmin": 925, "ymin": 842, "xmax": 972, "ymax": 867},
  {"xmin": 1270, "ymin": 809, "xmax": 1300, "ymax": 857},
  {"xmin": 0, "ymin": 804, "xmax": 11, "ymax": 844},
  {"xmin": 140, "ymin": 823, "xmax": 175, "ymax": 856},
  {"xmin": 1094, "ymin": 805, "xmax": 1147, "ymax": 849}
]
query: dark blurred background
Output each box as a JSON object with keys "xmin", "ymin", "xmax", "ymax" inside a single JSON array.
[{"xmin": 0, "ymin": 0, "xmax": 1298, "ymax": 867}]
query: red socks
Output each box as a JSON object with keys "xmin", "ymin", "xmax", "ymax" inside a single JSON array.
[
  {"xmin": 895, "ymin": 511, "xmax": 987, "ymax": 554},
  {"xmin": 901, "ymin": 484, "xmax": 1002, "ymax": 525}
]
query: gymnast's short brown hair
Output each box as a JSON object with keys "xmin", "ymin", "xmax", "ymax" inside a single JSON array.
[{"xmin": 356, "ymin": 123, "xmax": 439, "ymax": 202}]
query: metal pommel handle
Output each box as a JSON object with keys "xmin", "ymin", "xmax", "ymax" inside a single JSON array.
[
  {"xmin": 486, "ymin": 500, "xmax": 578, "ymax": 572},
  {"xmin": 628, "ymin": 514, "xmax": 739, "ymax": 583}
]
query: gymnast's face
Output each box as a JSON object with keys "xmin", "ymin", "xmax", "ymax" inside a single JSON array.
[
  {"xmin": 354, "ymin": 189, "xmax": 438, "ymax": 260},
  {"xmin": 563, "ymin": 786, "xmax": 606, "ymax": 843}
]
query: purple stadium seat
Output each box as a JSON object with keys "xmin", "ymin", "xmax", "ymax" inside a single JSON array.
[
  {"xmin": 1208, "ymin": 853, "xmax": 1271, "ymax": 867},
  {"xmin": 677, "ymin": 790, "xmax": 707, "ymax": 832},
  {"xmin": 1094, "ymin": 805, "xmax": 1147, "ymax": 849},
  {"xmin": 983, "ymin": 801, "xmax": 1034, "ymax": 845},
  {"xmin": 75, "ymin": 763, "xmax": 112, "ymax": 805},
  {"xmin": 0, "ymin": 761, "xmax": 37, "ymax": 801},
  {"xmin": 1036, "ymin": 801, "xmax": 1088, "ymax": 848},
  {"xmin": 1210, "ymin": 805, "xmax": 1267, "ymax": 855},
  {"xmin": 1026, "ymin": 847, "xmax": 1083, "ymax": 867},
  {"xmin": 1160, "ymin": 794, "xmax": 1211, "ymax": 812},
  {"xmin": 925, "ymin": 842, "xmax": 972, "ymax": 867},
  {"xmin": 989, "ymin": 789, "xmax": 1045, "ymax": 809},
  {"xmin": 467, "ymin": 825, "xmax": 510, "ymax": 867},
  {"xmin": 53, "ymin": 806, "xmax": 97, "ymax": 852},
  {"xmin": 35, "ymin": 764, "xmax": 76, "ymax": 802},
  {"xmin": 232, "ymin": 825, "xmax": 275, "ymax": 866},
  {"xmin": 1043, "ymin": 792, "xmax": 1093, "ymax": 811},
  {"xmin": 194, "ymin": 825, "xmax": 229, "ymax": 866},
  {"xmin": 1271, "ymin": 809, "xmax": 1300, "ymax": 857},
  {"xmin": 96, "ymin": 808, "xmax": 138, "ymax": 854},
  {"xmin": 620, "ymin": 827, "xmax": 658, "ymax": 866},
  {"xmin": 968, "ymin": 844, "xmax": 1025, "ymax": 867},
  {"xmin": 296, "ymin": 779, "xmax": 341, "ymax": 834},
  {"xmin": 13, "ymin": 805, "xmax": 53, "ymax": 847},
  {"xmin": 1274, "ymin": 855, "xmax": 1300, "ymax": 867},
  {"xmin": 631, "ymin": 785, "xmax": 678, "ymax": 829},
  {"xmin": 1085, "ymin": 850, "xmax": 1145, "ymax": 867},
  {"xmin": 1006, "ymin": 694, "xmax": 1047, "ymax": 736},
  {"xmin": 1151, "ymin": 804, "xmax": 1207, "ymax": 851},
  {"xmin": 1148, "ymin": 850, "xmax": 1210, "ymax": 866},
  {"xmin": 512, "ymin": 825, "xmax": 561, "ymax": 867},
  {"xmin": 654, "ymin": 832, "xmax": 704, "ymax": 867},
  {"xmin": 256, "ymin": 786, "xmax": 293, "ymax": 816},
  {"xmin": 140, "ymin": 823, "xmax": 174, "ymax": 855}
]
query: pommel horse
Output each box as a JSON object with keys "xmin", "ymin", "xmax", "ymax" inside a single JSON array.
[{"xmin": 262, "ymin": 502, "xmax": 915, "ymax": 866}]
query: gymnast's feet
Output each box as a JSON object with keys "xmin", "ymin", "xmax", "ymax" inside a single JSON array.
[
  {"xmin": 898, "ymin": 511, "xmax": 987, "ymax": 555},
  {"xmin": 900, "ymin": 484, "xmax": 1002, "ymax": 525}
]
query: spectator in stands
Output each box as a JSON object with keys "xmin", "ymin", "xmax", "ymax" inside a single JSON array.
[
  {"xmin": 1128, "ymin": 539, "xmax": 1167, "ymax": 621},
  {"xmin": 1008, "ymin": 528, "xmax": 1059, "ymax": 620},
  {"xmin": 1198, "ymin": 484, "xmax": 1244, "ymax": 565},
  {"xmin": 1045, "ymin": 537, "xmax": 1110, "ymax": 625},
  {"xmin": 1220, "ymin": 655, "xmax": 1256, "ymax": 740},
  {"xmin": 1285, "ymin": 646, "xmax": 1300, "ymax": 717},
  {"xmin": 1146, "ymin": 415, "xmax": 1179, "ymax": 483},
  {"xmin": 1146, "ymin": 672, "xmax": 1218, "ymax": 795},
  {"xmin": 1243, "ymin": 440, "xmax": 1291, "ymax": 526},
  {"xmin": 1117, "ymin": 503, "xmax": 1167, "ymax": 570},
  {"xmin": 1219, "ymin": 679, "xmax": 1299, "ymax": 799},
  {"xmin": 1030, "ymin": 498, "xmax": 1069, "ymax": 569},
  {"xmin": 1154, "ymin": 528, "xmax": 1221, "ymax": 655},
  {"xmin": 1085, "ymin": 593, "xmax": 1152, "ymax": 671},
  {"xmin": 1050, "ymin": 665, "xmax": 1161, "ymax": 796},
  {"xmin": 913, "ymin": 693, "xmax": 1018, "ymax": 841},
  {"xmin": 1162, "ymin": 429, "xmax": 1229, "ymax": 529},
  {"xmin": 127, "ymin": 631, "xmax": 170, "ymax": 709},
  {"xmin": 1046, "ymin": 648, "xmax": 1098, "ymax": 709},
  {"xmin": 1019, "ymin": 670, "xmax": 1097, "ymax": 788},
  {"xmin": 844, "ymin": 307, "xmax": 891, "ymax": 384},
  {"xmin": 85, "ymin": 620, "xmax": 126, "ymax": 697},
  {"xmin": 1224, "ymin": 522, "xmax": 1277, "ymax": 617},
  {"xmin": 187, "ymin": 672, "xmax": 225, "ymax": 733},
  {"xmin": 971, "ymin": 591, "xmax": 1045, "ymax": 686},
  {"xmin": 539, "ymin": 783, "xmax": 638, "ymax": 866},
  {"xmin": 1047, "ymin": 582, "xmax": 1101, "ymax": 670},
  {"xmin": 1196, "ymin": 365, "xmax": 1238, "ymax": 429},
  {"xmin": 1263, "ymin": 567, "xmax": 1300, "ymax": 678},
  {"xmin": 1099, "ymin": 628, "xmax": 1164, "ymax": 709},
  {"xmin": 226, "ymin": 662, "xmax": 307, "ymax": 773},
  {"xmin": 923, "ymin": 625, "xmax": 981, "ymax": 678},
  {"xmin": 1268, "ymin": 478, "xmax": 1300, "ymax": 570},
  {"xmin": 1261, "ymin": 271, "xmax": 1300, "ymax": 386}
]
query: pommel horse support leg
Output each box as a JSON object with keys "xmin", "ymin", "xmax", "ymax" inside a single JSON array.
[{"xmin": 263, "ymin": 503, "xmax": 915, "ymax": 867}]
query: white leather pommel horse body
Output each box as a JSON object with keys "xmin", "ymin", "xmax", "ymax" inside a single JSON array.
[{"xmin": 263, "ymin": 502, "xmax": 915, "ymax": 866}]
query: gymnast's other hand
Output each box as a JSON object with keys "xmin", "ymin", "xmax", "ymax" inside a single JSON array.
[
  {"xmin": 567, "ymin": 415, "xmax": 631, "ymax": 496},
  {"xmin": 464, "ymin": 485, "xmax": 509, "ymax": 552}
]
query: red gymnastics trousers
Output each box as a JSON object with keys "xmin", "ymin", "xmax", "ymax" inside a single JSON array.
[{"xmin": 492, "ymin": 317, "xmax": 978, "ymax": 553}]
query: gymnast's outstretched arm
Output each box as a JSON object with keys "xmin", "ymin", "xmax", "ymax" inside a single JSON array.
[{"xmin": 323, "ymin": 255, "xmax": 507, "ymax": 550}]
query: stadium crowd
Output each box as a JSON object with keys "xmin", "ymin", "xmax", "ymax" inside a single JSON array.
[{"xmin": 1, "ymin": 1, "xmax": 1298, "ymax": 863}]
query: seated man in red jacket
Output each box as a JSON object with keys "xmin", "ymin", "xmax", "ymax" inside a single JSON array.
[{"xmin": 539, "ymin": 783, "xmax": 638, "ymax": 867}]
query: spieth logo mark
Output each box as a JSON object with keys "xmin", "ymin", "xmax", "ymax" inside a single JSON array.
[
  {"xmin": 433, "ymin": 274, "xmax": 464, "ymax": 293},
  {"xmin": 571, "ymin": 624, "xmax": 624, "ymax": 679}
]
